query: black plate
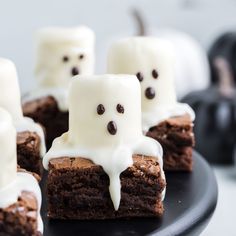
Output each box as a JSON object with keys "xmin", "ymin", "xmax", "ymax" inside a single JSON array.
[{"xmin": 41, "ymin": 151, "xmax": 218, "ymax": 236}]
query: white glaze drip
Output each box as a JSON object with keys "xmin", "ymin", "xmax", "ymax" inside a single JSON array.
[
  {"xmin": 0, "ymin": 172, "xmax": 43, "ymax": 233},
  {"xmin": 142, "ymin": 103, "xmax": 195, "ymax": 133},
  {"xmin": 43, "ymin": 133, "xmax": 163, "ymax": 210}
]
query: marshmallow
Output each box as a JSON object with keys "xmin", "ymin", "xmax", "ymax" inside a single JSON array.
[
  {"xmin": 35, "ymin": 26, "xmax": 95, "ymax": 88},
  {"xmin": 23, "ymin": 26, "xmax": 95, "ymax": 111},
  {"xmin": 0, "ymin": 108, "xmax": 17, "ymax": 190},
  {"xmin": 0, "ymin": 58, "xmax": 23, "ymax": 121},
  {"xmin": 0, "ymin": 58, "xmax": 46, "ymax": 155},
  {"xmin": 107, "ymin": 37, "xmax": 195, "ymax": 132},
  {"xmin": 43, "ymin": 75, "xmax": 164, "ymax": 210}
]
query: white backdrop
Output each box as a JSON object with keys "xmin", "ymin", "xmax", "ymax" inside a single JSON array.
[
  {"xmin": 0, "ymin": 0, "xmax": 236, "ymax": 235},
  {"xmin": 1, "ymin": 0, "xmax": 236, "ymax": 92}
]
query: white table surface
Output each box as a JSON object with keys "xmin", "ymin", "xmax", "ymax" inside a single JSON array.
[{"xmin": 201, "ymin": 165, "xmax": 236, "ymax": 236}]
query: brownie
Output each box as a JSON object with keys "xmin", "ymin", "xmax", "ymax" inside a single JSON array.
[
  {"xmin": 22, "ymin": 96, "xmax": 69, "ymax": 150},
  {"xmin": 47, "ymin": 155, "xmax": 166, "ymax": 220},
  {"xmin": 17, "ymin": 131, "xmax": 42, "ymax": 176},
  {"xmin": 0, "ymin": 169, "xmax": 41, "ymax": 236},
  {"xmin": 146, "ymin": 114, "xmax": 195, "ymax": 171}
]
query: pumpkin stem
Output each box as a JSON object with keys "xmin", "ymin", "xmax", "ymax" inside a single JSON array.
[
  {"xmin": 213, "ymin": 57, "xmax": 235, "ymax": 97},
  {"xmin": 132, "ymin": 9, "xmax": 146, "ymax": 36}
]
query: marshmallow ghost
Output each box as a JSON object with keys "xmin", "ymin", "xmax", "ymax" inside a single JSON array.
[
  {"xmin": 0, "ymin": 108, "xmax": 43, "ymax": 233},
  {"xmin": 43, "ymin": 75, "xmax": 164, "ymax": 210},
  {"xmin": 35, "ymin": 26, "xmax": 95, "ymax": 88},
  {"xmin": 24, "ymin": 26, "xmax": 95, "ymax": 111},
  {"xmin": 0, "ymin": 58, "xmax": 46, "ymax": 155},
  {"xmin": 107, "ymin": 37, "xmax": 195, "ymax": 132}
]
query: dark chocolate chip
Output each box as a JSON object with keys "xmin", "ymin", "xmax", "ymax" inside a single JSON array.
[
  {"xmin": 79, "ymin": 54, "xmax": 84, "ymax": 60},
  {"xmin": 107, "ymin": 121, "xmax": 117, "ymax": 135},
  {"xmin": 145, "ymin": 87, "xmax": 155, "ymax": 99},
  {"xmin": 152, "ymin": 69, "xmax": 158, "ymax": 79},
  {"xmin": 97, "ymin": 104, "xmax": 105, "ymax": 115},
  {"xmin": 62, "ymin": 56, "xmax": 69, "ymax": 62},
  {"xmin": 136, "ymin": 72, "xmax": 144, "ymax": 82},
  {"xmin": 116, "ymin": 104, "xmax": 124, "ymax": 114},
  {"xmin": 71, "ymin": 67, "xmax": 79, "ymax": 76}
]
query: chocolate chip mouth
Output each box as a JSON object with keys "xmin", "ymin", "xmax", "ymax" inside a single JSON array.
[
  {"xmin": 145, "ymin": 87, "xmax": 155, "ymax": 99},
  {"xmin": 107, "ymin": 121, "xmax": 117, "ymax": 135},
  {"xmin": 71, "ymin": 67, "xmax": 79, "ymax": 76}
]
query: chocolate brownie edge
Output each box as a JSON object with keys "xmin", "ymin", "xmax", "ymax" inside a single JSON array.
[
  {"xmin": 22, "ymin": 96, "xmax": 68, "ymax": 149},
  {"xmin": 47, "ymin": 155, "xmax": 165, "ymax": 220},
  {"xmin": 17, "ymin": 131, "xmax": 42, "ymax": 176},
  {"xmin": 146, "ymin": 114, "xmax": 194, "ymax": 171},
  {"xmin": 0, "ymin": 191, "xmax": 39, "ymax": 236}
]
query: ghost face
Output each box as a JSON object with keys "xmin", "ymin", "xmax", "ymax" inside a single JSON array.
[
  {"xmin": 107, "ymin": 38, "xmax": 177, "ymax": 113},
  {"xmin": 35, "ymin": 43, "xmax": 94, "ymax": 88},
  {"xmin": 68, "ymin": 75, "xmax": 142, "ymax": 147}
]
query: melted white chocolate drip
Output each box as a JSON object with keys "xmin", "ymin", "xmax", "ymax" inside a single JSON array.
[
  {"xmin": 43, "ymin": 75, "xmax": 165, "ymax": 210},
  {"xmin": 43, "ymin": 133, "xmax": 163, "ymax": 210},
  {"xmin": 142, "ymin": 103, "xmax": 195, "ymax": 133}
]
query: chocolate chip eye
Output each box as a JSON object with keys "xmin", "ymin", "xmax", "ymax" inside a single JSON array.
[
  {"xmin": 116, "ymin": 104, "xmax": 124, "ymax": 114},
  {"xmin": 79, "ymin": 54, "xmax": 84, "ymax": 60},
  {"xmin": 62, "ymin": 56, "xmax": 69, "ymax": 62},
  {"xmin": 152, "ymin": 69, "xmax": 159, "ymax": 79},
  {"xmin": 97, "ymin": 104, "xmax": 105, "ymax": 115},
  {"xmin": 136, "ymin": 72, "xmax": 144, "ymax": 82}
]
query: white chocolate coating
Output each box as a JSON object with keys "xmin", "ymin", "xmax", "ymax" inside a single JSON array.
[
  {"xmin": 0, "ymin": 58, "xmax": 46, "ymax": 155},
  {"xmin": 26, "ymin": 26, "xmax": 95, "ymax": 111},
  {"xmin": 0, "ymin": 108, "xmax": 43, "ymax": 233},
  {"xmin": 0, "ymin": 108, "xmax": 17, "ymax": 190},
  {"xmin": 43, "ymin": 75, "xmax": 165, "ymax": 210},
  {"xmin": 107, "ymin": 37, "xmax": 195, "ymax": 132},
  {"xmin": 0, "ymin": 58, "xmax": 23, "ymax": 120}
]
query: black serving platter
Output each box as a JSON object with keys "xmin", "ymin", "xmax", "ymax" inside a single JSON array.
[{"xmin": 40, "ymin": 151, "xmax": 218, "ymax": 236}]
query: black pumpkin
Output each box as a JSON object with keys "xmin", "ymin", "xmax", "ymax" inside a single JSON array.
[
  {"xmin": 209, "ymin": 32, "xmax": 236, "ymax": 84},
  {"xmin": 182, "ymin": 57, "xmax": 236, "ymax": 164}
]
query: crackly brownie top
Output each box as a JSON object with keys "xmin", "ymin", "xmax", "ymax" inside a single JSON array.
[{"xmin": 49, "ymin": 154, "xmax": 162, "ymax": 178}]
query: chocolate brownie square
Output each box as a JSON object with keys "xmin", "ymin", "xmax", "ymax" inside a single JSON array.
[
  {"xmin": 47, "ymin": 155, "xmax": 166, "ymax": 220},
  {"xmin": 22, "ymin": 96, "xmax": 68, "ymax": 150},
  {"xmin": 0, "ymin": 191, "xmax": 41, "ymax": 236},
  {"xmin": 146, "ymin": 114, "xmax": 195, "ymax": 171},
  {"xmin": 17, "ymin": 131, "xmax": 42, "ymax": 176},
  {"xmin": 0, "ymin": 169, "xmax": 41, "ymax": 236}
]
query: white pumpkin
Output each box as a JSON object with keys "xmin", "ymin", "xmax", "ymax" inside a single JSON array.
[{"xmin": 152, "ymin": 28, "xmax": 210, "ymax": 99}]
